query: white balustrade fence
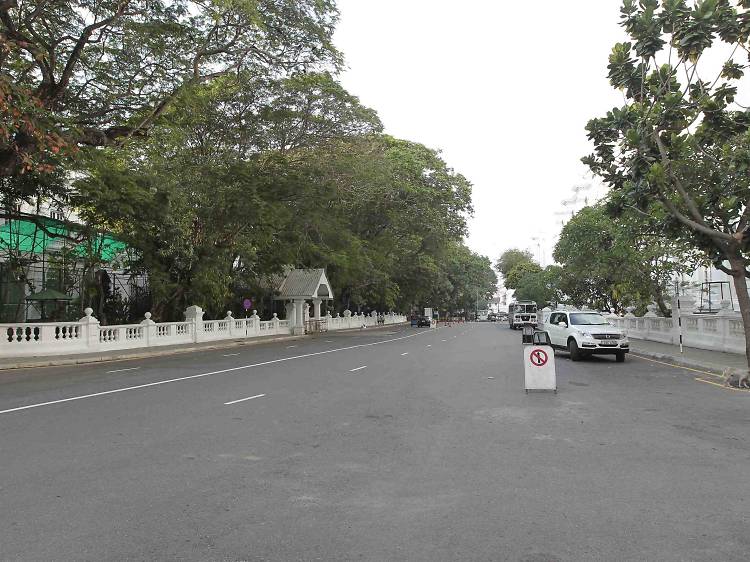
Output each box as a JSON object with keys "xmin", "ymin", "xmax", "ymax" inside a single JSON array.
[
  {"xmin": 606, "ymin": 312, "xmax": 746, "ymax": 354},
  {"xmin": 539, "ymin": 300, "xmax": 746, "ymax": 355},
  {"xmin": 0, "ymin": 307, "xmax": 407, "ymax": 358}
]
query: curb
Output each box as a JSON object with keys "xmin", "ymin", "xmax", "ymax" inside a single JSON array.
[
  {"xmin": 629, "ymin": 348, "xmax": 727, "ymax": 376},
  {"xmin": 0, "ymin": 334, "xmax": 305, "ymax": 371},
  {"xmin": 0, "ymin": 323, "xmax": 409, "ymax": 371}
]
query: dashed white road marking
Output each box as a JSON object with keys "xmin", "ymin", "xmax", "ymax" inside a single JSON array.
[
  {"xmin": 401, "ymin": 352, "xmax": 409, "ymax": 356},
  {"xmin": 106, "ymin": 367, "xmax": 140, "ymax": 374},
  {"xmin": 0, "ymin": 330, "xmax": 429, "ymax": 415},
  {"xmin": 224, "ymin": 393, "xmax": 266, "ymax": 405},
  {"xmin": 426, "ymin": 344, "xmax": 432, "ymax": 348},
  {"xmin": 286, "ymin": 345, "xmax": 297, "ymax": 348},
  {"xmin": 349, "ymin": 365, "xmax": 367, "ymax": 372},
  {"xmin": 223, "ymin": 353, "xmax": 240, "ymax": 357}
]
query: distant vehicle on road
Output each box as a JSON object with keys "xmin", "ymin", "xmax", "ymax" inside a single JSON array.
[
  {"xmin": 546, "ymin": 310, "xmax": 629, "ymax": 362},
  {"xmin": 488, "ymin": 313, "xmax": 497, "ymax": 322},
  {"xmin": 416, "ymin": 316, "xmax": 431, "ymax": 327},
  {"xmin": 508, "ymin": 301, "xmax": 537, "ymax": 330}
]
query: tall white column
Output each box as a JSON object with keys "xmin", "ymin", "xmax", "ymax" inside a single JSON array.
[
  {"xmin": 293, "ymin": 299, "xmax": 306, "ymax": 335},
  {"xmin": 313, "ymin": 298, "xmax": 322, "ymax": 319},
  {"xmin": 285, "ymin": 302, "xmax": 296, "ymax": 327}
]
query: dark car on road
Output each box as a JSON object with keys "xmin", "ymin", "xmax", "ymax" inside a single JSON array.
[{"xmin": 416, "ymin": 316, "xmax": 431, "ymax": 327}]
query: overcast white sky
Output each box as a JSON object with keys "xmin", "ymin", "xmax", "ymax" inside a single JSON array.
[{"xmin": 333, "ymin": 0, "xmax": 628, "ymax": 268}]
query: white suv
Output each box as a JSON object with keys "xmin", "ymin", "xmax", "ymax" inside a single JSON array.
[{"xmin": 545, "ymin": 310, "xmax": 629, "ymax": 362}]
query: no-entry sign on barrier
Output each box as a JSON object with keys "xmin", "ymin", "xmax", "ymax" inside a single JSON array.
[{"xmin": 523, "ymin": 343, "xmax": 556, "ymax": 393}]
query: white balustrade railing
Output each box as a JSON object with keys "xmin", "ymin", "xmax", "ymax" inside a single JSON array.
[
  {"xmin": 605, "ymin": 310, "xmax": 745, "ymax": 354},
  {"xmin": 0, "ymin": 306, "xmax": 408, "ymax": 358}
]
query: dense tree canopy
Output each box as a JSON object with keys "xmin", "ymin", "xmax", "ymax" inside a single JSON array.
[
  {"xmin": 496, "ymin": 249, "xmax": 534, "ymax": 281},
  {"xmin": 3, "ymin": 1, "xmax": 493, "ymax": 323},
  {"xmin": 0, "ymin": 0, "xmax": 340, "ymax": 179},
  {"xmin": 72, "ymin": 73, "xmax": 485, "ymax": 319},
  {"xmin": 554, "ymin": 205, "xmax": 702, "ymax": 314}
]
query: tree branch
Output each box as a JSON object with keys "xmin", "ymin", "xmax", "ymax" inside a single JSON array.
[
  {"xmin": 54, "ymin": 1, "xmax": 131, "ymax": 99},
  {"xmin": 659, "ymin": 195, "xmax": 732, "ymax": 243},
  {"xmin": 652, "ymin": 130, "xmax": 716, "ymax": 227}
]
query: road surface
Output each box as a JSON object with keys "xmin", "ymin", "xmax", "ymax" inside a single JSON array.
[{"xmin": 1, "ymin": 323, "xmax": 748, "ymax": 561}]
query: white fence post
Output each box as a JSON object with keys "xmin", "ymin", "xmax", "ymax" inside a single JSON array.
[
  {"xmin": 140, "ymin": 312, "xmax": 156, "ymax": 347},
  {"xmin": 185, "ymin": 305, "xmax": 204, "ymax": 343},
  {"xmin": 225, "ymin": 311, "xmax": 234, "ymax": 337},
  {"xmin": 252, "ymin": 310, "xmax": 261, "ymax": 337},
  {"xmin": 79, "ymin": 307, "xmax": 100, "ymax": 351}
]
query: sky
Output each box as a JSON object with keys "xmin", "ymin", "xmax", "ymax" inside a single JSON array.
[{"xmin": 332, "ymin": 0, "xmax": 628, "ymax": 269}]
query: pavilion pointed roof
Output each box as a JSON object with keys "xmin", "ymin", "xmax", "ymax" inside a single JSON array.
[{"xmin": 274, "ymin": 268, "xmax": 333, "ymax": 300}]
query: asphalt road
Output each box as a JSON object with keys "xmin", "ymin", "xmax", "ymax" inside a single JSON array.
[{"xmin": 1, "ymin": 323, "xmax": 749, "ymax": 562}]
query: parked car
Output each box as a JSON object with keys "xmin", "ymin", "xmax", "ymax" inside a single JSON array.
[
  {"xmin": 416, "ymin": 316, "xmax": 431, "ymax": 327},
  {"xmin": 545, "ymin": 310, "xmax": 629, "ymax": 362}
]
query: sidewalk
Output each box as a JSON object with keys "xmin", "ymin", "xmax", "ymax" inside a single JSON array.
[{"xmin": 629, "ymin": 338, "xmax": 747, "ymax": 374}]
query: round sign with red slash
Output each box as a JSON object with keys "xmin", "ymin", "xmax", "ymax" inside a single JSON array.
[{"xmin": 529, "ymin": 349, "xmax": 548, "ymax": 367}]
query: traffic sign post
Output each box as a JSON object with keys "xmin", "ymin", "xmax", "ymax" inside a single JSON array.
[
  {"xmin": 242, "ymin": 298, "xmax": 253, "ymax": 336},
  {"xmin": 523, "ymin": 330, "xmax": 557, "ymax": 393}
]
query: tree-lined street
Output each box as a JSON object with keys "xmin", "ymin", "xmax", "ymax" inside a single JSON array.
[{"xmin": 1, "ymin": 325, "xmax": 748, "ymax": 561}]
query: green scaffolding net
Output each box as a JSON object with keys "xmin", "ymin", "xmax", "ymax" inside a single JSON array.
[{"xmin": 0, "ymin": 217, "xmax": 127, "ymax": 262}]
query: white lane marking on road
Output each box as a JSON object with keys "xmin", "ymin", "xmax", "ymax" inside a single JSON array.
[
  {"xmin": 223, "ymin": 353, "xmax": 240, "ymax": 357},
  {"xmin": 0, "ymin": 331, "xmax": 429, "ymax": 415},
  {"xmin": 325, "ymin": 340, "xmax": 333, "ymax": 343},
  {"xmin": 441, "ymin": 339, "xmax": 446, "ymax": 342},
  {"xmin": 286, "ymin": 345, "xmax": 297, "ymax": 348},
  {"xmin": 401, "ymin": 352, "xmax": 409, "ymax": 356},
  {"xmin": 224, "ymin": 393, "xmax": 266, "ymax": 405},
  {"xmin": 426, "ymin": 344, "xmax": 432, "ymax": 348},
  {"xmin": 106, "ymin": 367, "xmax": 140, "ymax": 374},
  {"xmin": 349, "ymin": 365, "xmax": 367, "ymax": 372}
]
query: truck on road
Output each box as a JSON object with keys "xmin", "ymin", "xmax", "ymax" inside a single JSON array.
[{"xmin": 508, "ymin": 300, "xmax": 538, "ymax": 330}]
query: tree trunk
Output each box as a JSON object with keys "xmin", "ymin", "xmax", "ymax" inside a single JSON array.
[
  {"xmin": 655, "ymin": 291, "xmax": 670, "ymax": 318},
  {"xmin": 728, "ymin": 255, "xmax": 750, "ymax": 373}
]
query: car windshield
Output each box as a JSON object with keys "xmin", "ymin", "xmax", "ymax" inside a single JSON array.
[{"xmin": 569, "ymin": 313, "xmax": 609, "ymax": 325}]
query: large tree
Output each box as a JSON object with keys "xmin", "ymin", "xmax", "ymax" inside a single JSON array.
[
  {"xmin": 0, "ymin": 0, "xmax": 339, "ymax": 180},
  {"xmin": 496, "ymin": 248, "xmax": 535, "ymax": 281},
  {"xmin": 554, "ymin": 205, "xmax": 702, "ymax": 313},
  {"xmin": 74, "ymin": 73, "xmax": 381, "ymax": 319},
  {"xmin": 584, "ymin": 0, "xmax": 750, "ymax": 367}
]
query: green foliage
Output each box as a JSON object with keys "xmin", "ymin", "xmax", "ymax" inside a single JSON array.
[
  {"xmin": 73, "ymin": 73, "xmax": 480, "ymax": 319},
  {"xmin": 512, "ymin": 266, "xmax": 563, "ymax": 307},
  {"xmin": 0, "ymin": 0, "xmax": 340, "ymax": 179},
  {"xmin": 553, "ymin": 205, "xmax": 705, "ymax": 314},
  {"xmin": 505, "ymin": 261, "xmax": 542, "ymax": 291},
  {"xmin": 6, "ymin": 2, "xmax": 486, "ymax": 321},
  {"xmin": 496, "ymin": 249, "xmax": 534, "ymax": 280},
  {"xmin": 586, "ymin": 1, "xmax": 750, "ymax": 266},
  {"xmin": 586, "ymin": 2, "xmax": 750, "ymax": 362}
]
